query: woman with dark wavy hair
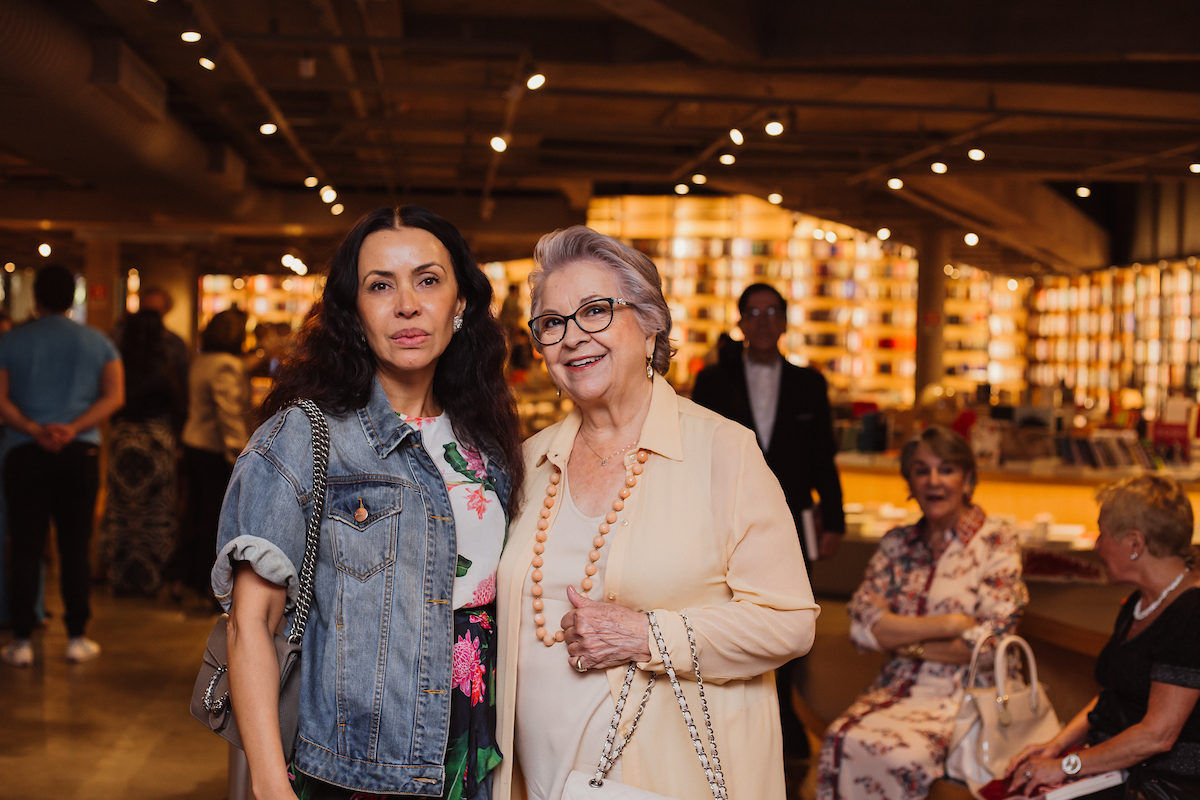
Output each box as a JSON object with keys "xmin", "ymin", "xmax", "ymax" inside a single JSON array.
[{"xmin": 213, "ymin": 206, "xmax": 523, "ymax": 799}]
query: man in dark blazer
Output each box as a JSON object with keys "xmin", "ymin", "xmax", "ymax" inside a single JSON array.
[{"xmin": 692, "ymin": 282, "xmax": 845, "ymax": 760}]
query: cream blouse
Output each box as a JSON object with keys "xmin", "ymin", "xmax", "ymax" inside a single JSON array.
[{"xmin": 495, "ymin": 375, "xmax": 820, "ymax": 800}]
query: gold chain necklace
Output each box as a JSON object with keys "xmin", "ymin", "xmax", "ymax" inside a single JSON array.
[
  {"xmin": 530, "ymin": 448, "xmax": 649, "ymax": 647},
  {"xmin": 580, "ymin": 435, "xmax": 639, "ymax": 467}
]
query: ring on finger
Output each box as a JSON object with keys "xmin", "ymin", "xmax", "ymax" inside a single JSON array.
[{"xmin": 575, "ymin": 656, "xmax": 586, "ymax": 673}]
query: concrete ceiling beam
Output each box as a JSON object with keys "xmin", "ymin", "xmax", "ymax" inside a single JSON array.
[{"xmin": 585, "ymin": 0, "xmax": 758, "ymax": 64}]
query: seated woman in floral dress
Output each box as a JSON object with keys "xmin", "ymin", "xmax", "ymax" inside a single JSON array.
[{"xmin": 817, "ymin": 425, "xmax": 1028, "ymax": 800}]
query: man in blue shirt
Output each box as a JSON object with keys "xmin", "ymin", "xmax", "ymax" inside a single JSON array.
[{"xmin": 0, "ymin": 264, "xmax": 124, "ymax": 667}]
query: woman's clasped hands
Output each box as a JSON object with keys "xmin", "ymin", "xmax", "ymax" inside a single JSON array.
[{"xmin": 561, "ymin": 585, "xmax": 652, "ymax": 672}]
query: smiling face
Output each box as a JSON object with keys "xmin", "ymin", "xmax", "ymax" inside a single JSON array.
[
  {"xmin": 906, "ymin": 442, "xmax": 971, "ymax": 529},
  {"xmin": 355, "ymin": 226, "xmax": 465, "ymax": 386},
  {"xmin": 535, "ymin": 260, "xmax": 655, "ymax": 405}
]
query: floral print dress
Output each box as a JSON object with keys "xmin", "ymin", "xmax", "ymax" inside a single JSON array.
[
  {"xmin": 292, "ymin": 414, "xmax": 504, "ymax": 800},
  {"xmin": 816, "ymin": 505, "xmax": 1027, "ymax": 800}
]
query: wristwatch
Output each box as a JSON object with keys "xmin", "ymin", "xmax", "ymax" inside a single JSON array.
[{"xmin": 1061, "ymin": 753, "xmax": 1082, "ymax": 776}]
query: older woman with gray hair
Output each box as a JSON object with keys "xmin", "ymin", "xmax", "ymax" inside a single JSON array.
[
  {"xmin": 817, "ymin": 425, "xmax": 1028, "ymax": 800},
  {"xmin": 1008, "ymin": 475, "xmax": 1200, "ymax": 799},
  {"xmin": 494, "ymin": 226, "xmax": 819, "ymax": 800}
]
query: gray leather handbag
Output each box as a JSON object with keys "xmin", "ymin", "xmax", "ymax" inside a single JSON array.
[{"xmin": 189, "ymin": 399, "xmax": 330, "ymax": 761}]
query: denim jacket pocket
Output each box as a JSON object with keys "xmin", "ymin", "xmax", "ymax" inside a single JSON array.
[{"xmin": 327, "ymin": 478, "xmax": 402, "ymax": 580}]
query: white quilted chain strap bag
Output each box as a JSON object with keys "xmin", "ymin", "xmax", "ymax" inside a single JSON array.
[{"xmin": 561, "ymin": 612, "xmax": 729, "ymax": 800}]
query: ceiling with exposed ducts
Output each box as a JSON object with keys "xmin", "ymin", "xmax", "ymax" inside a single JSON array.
[{"xmin": 2, "ymin": 0, "xmax": 1200, "ymax": 275}]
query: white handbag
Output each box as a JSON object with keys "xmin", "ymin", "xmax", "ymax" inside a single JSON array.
[
  {"xmin": 945, "ymin": 634, "xmax": 1062, "ymax": 797},
  {"xmin": 561, "ymin": 612, "xmax": 728, "ymax": 800}
]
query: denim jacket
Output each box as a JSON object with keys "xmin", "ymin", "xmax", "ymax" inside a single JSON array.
[{"xmin": 212, "ymin": 378, "xmax": 511, "ymax": 794}]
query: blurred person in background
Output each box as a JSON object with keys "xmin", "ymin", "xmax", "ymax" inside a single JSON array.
[
  {"xmin": 0, "ymin": 309, "xmax": 44, "ymax": 630},
  {"xmin": 1008, "ymin": 475, "xmax": 1200, "ymax": 799},
  {"xmin": 692, "ymin": 282, "xmax": 845, "ymax": 761},
  {"xmin": 102, "ymin": 308, "xmax": 187, "ymax": 596},
  {"xmin": 817, "ymin": 425, "xmax": 1027, "ymax": 800},
  {"xmin": 167, "ymin": 308, "xmax": 250, "ymax": 606},
  {"xmin": 0, "ymin": 264, "xmax": 125, "ymax": 667}
]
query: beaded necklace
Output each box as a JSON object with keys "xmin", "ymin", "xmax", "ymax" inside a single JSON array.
[{"xmin": 530, "ymin": 448, "xmax": 649, "ymax": 647}]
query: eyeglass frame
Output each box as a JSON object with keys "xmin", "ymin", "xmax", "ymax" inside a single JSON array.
[{"xmin": 527, "ymin": 297, "xmax": 633, "ymax": 346}]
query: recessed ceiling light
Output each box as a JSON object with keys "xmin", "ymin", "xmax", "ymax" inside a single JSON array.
[
  {"xmin": 825, "ymin": 230, "xmax": 837, "ymax": 243},
  {"xmin": 812, "ymin": 228, "xmax": 825, "ymax": 240},
  {"xmin": 1190, "ymin": 163, "xmax": 1200, "ymax": 173},
  {"xmin": 692, "ymin": 173, "xmax": 707, "ymax": 185},
  {"xmin": 1008, "ymin": 278, "xmax": 1019, "ymax": 291},
  {"xmin": 674, "ymin": 184, "xmax": 689, "ymax": 195},
  {"xmin": 877, "ymin": 228, "xmax": 891, "ymax": 241},
  {"xmin": 304, "ymin": 176, "xmax": 318, "ymax": 188},
  {"xmin": 729, "ymin": 128, "xmax": 744, "ymax": 146},
  {"xmin": 331, "ymin": 203, "xmax": 345, "ymax": 215},
  {"xmin": 490, "ymin": 136, "xmax": 508, "ymax": 153},
  {"xmin": 765, "ymin": 118, "xmax": 784, "ymax": 136},
  {"xmin": 3, "ymin": 262, "xmax": 14, "ymax": 273},
  {"xmin": 964, "ymin": 232, "xmax": 979, "ymax": 246},
  {"xmin": 320, "ymin": 186, "xmax": 337, "ymax": 203},
  {"xmin": 281, "ymin": 254, "xmax": 296, "ymax": 267},
  {"xmin": 38, "ymin": 243, "xmax": 51, "ymax": 257},
  {"xmin": 181, "ymin": 30, "xmax": 201, "ymax": 43},
  {"xmin": 767, "ymin": 193, "xmax": 782, "ymax": 204},
  {"xmin": 199, "ymin": 56, "xmax": 216, "ymax": 71},
  {"xmin": 259, "ymin": 122, "xmax": 278, "ymax": 135},
  {"xmin": 526, "ymin": 73, "xmax": 546, "ymax": 90},
  {"xmin": 968, "ymin": 148, "xmax": 985, "ymax": 161},
  {"xmin": 944, "ymin": 264, "xmax": 954, "ymax": 276},
  {"xmin": 1076, "ymin": 186, "xmax": 1092, "ymax": 198},
  {"xmin": 719, "ymin": 154, "xmax": 735, "ymax": 165},
  {"xmin": 887, "ymin": 177, "xmax": 904, "ymax": 190},
  {"xmin": 931, "ymin": 161, "xmax": 948, "ymax": 174}
]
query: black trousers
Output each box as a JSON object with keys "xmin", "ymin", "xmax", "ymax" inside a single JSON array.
[
  {"xmin": 5, "ymin": 441, "xmax": 100, "ymax": 639},
  {"xmin": 168, "ymin": 446, "xmax": 234, "ymax": 596}
]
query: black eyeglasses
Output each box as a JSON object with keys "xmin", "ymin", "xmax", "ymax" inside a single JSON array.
[{"xmin": 528, "ymin": 297, "xmax": 632, "ymax": 346}]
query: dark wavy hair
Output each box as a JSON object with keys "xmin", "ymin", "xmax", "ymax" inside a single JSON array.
[{"xmin": 262, "ymin": 206, "xmax": 524, "ymax": 514}]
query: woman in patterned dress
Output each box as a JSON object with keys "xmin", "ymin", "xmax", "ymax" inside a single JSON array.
[
  {"xmin": 817, "ymin": 425, "xmax": 1028, "ymax": 800},
  {"xmin": 103, "ymin": 308, "xmax": 186, "ymax": 595},
  {"xmin": 212, "ymin": 206, "xmax": 524, "ymax": 800}
]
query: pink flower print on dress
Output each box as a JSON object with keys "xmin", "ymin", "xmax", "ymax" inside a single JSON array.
[
  {"xmin": 452, "ymin": 632, "xmax": 482, "ymax": 698},
  {"xmin": 462, "ymin": 444, "xmax": 486, "ymax": 482},
  {"xmin": 466, "ymin": 486, "xmax": 490, "ymax": 520},
  {"xmin": 469, "ymin": 574, "xmax": 496, "ymax": 608}
]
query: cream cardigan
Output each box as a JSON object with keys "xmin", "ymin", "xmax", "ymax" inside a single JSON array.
[{"xmin": 495, "ymin": 376, "xmax": 820, "ymax": 800}]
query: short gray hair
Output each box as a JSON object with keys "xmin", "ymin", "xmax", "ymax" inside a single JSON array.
[{"xmin": 529, "ymin": 226, "xmax": 674, "ymax": 374}]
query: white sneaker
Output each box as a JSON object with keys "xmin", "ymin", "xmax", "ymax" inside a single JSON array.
[
  {"xmin": 1, "ymin": 639, "xmax": 33, "ymax": 667},
  {"xmin": 65, "ymin": 637, "xmax": 101, "ymax": 663}
]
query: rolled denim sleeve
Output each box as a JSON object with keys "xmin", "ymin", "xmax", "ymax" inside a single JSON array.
[{"xmin": 210, "ymin": 444, "xmax": 309, "ymax": 612}]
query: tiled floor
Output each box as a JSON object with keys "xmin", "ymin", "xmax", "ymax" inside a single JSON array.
[
  {"xmin": 0, "ymin": 588, "xmax": 1104, "ymax": 800},
  {"xmin": 0, "ymin": 589, "xmax": 229, "ymax": 800}
]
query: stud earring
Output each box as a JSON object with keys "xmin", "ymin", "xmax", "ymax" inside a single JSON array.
[
  {"xmin": 1130, "ymin": 552, "xmax": 1140, "ymax": 561},
  {"xmin": 453, "ymin": 315, "xmax": 463, "ymax": 332},
  {"xmin": 646, "ymin": 355, "xmax": 654, "ymax": 379}
]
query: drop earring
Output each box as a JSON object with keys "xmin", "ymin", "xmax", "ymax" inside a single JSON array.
[
  {"xmin": 453, "ymin": 315, "xmax": 463, "ymax": 332},
  {"xmin": 646, "ymin": 356, "xmax": 654, "ymax": 379},
  {"xmin": 555, "ymin": 386, "xmax": 561, "ymax": 398}
]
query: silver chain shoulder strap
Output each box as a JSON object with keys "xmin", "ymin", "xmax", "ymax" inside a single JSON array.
[
  {"xmin": 285, "ymin": 398, "xmax": 330, "ymax": 646},
  {"xmin": 588, "ymin": 612, "xmax": 728, "ymax": 800}
]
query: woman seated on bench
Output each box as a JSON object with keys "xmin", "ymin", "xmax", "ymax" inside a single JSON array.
[{"xmin": 1008, "ymin": 475, "xmax": 1200, "ymax": 800}]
